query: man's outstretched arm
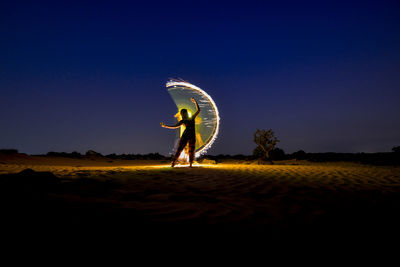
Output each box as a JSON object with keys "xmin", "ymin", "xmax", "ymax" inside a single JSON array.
[
  {"xmin": 191, "ymin": 98, "xmax": 201, "ymax": 118},
  {"xmin": 160, "ymin": 121, "xmax": 183, "ymax": 129}
]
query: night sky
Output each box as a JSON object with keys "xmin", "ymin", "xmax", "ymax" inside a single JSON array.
[{"xmin": 1, "ymin": 0, "xmax": 399, "ymax": 156}]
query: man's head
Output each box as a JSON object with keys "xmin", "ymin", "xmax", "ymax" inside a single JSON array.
[{"xmin": 180, "ymin": 109, "xmax": 189, "ymax": 119}]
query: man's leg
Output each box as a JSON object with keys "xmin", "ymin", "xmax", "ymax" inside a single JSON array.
[
  {"xmin": 188, "ymin": 139, "xmax": 196, "ymax": 167},
  {"xmin": 172, "ymin": 137, "xmax": 188, "ymax": 167}
]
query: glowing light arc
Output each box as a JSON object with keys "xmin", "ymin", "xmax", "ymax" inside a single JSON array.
[{"xmin": 166, "ymin": 80, "xmax": 220, "ymax": 158}]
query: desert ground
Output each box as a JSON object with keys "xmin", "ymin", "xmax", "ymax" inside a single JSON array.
[{"xmin": 1, "ymin": 154, "xmax": 400, "ymax": 244}]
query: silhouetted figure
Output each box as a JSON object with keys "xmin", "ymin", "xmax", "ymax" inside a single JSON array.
[{"xmin": 161, "ymin": 97, "xmax": 200, "ymax": 167}]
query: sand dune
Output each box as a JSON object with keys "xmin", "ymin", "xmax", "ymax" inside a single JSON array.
[{"xmin": 1, "ymin": 155, "xmax": 400, "ymax": 243}]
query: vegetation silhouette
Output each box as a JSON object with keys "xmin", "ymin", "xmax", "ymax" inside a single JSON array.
[
  {"xmin": 253, "ymin": 129, "xmax": 279, "ymax": 164},
  {"xmin": 2, "ymin": 142, "xmax": 400, "ymax": 166},
  {"xmin": 0, "ymin": 149, "xmax": 19, "ymax": 155}
]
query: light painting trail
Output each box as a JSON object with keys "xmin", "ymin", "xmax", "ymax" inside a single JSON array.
[{"xmin": 166, "ymin": 79, "xmax": 220, "ymax": 162}]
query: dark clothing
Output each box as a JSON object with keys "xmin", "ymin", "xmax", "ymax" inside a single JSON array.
[
  {"xmin": 180, "ymin": 119, "xmax": 196, "ymax": 141},
  {"xmin": 176, "ymin": 133, "xmax": 196, "ymax": 158},
  {"xmin": 168, "ymin": 102, "xmax": 200, "ymax": 167},
  {"xmin": 173, "ymin": 118, "xmax": 196, "ymax": 163}
]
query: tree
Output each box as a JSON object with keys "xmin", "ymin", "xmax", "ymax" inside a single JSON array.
[
  {"xmin": 292, "ymin": 150, "xmax": 306, "ymax": 160},
  {"xmin": 270, "ymin": 148, "xmax": 286, "ymax": 161},
  {"xmin": 253, "ymin": 129, "xmax": 279, "ymax": 162},
  {"xmin": 393, "ymin": 146, "xmax": 400, "ymax": 153}
]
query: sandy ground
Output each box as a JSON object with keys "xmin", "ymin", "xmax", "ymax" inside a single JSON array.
[{"xmin": 1, "ymin": 155, "xmax": 400, "ymax": 244}]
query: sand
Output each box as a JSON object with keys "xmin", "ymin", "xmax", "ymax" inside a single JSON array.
[{"xmin": 1, "ymin": 155, "xmax": 400, "ymax": 243}]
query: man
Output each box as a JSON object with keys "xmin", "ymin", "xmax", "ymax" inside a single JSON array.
[{"xmin": 161, "ymin": 97, "xmax": 200, "ymax": 167}]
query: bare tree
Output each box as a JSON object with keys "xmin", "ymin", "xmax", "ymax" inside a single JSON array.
[{"xmin": 253, "ymin": 129, "xmax": 279, "ymax": 162}]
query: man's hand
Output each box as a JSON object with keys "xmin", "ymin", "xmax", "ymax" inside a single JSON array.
[
  {"xmin": 191, "ymin": 97, "xmax": 200, "ymax": 118},
  {"xmin": 160, "ymin": 122, "xmax": 165, "ymax": 127}
]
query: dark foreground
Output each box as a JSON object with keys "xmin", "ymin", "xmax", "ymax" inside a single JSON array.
[{"xmin": 1, "ymin": 158, "xmax": 400, "ymax": 247}]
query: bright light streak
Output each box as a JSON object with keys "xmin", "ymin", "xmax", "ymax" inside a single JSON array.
[
  {"xmin": 148, "ymin": 163, "xmax": 219, "ymax": 168},
  {"xmin": 166, "ymin": 80, "xmax": 220, "ymax": 158}
]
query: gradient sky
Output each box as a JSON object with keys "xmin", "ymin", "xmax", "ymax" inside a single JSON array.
[{"xmin": 1, "ymin": 0, "xmax": 399, "ymax": 155}]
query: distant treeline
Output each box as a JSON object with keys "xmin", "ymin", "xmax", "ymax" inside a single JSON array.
[
  {"xmin": 0, "ymin": 149, "xmax": 19, "ymax": 155},
  {"xmin": 202, "ymin": 148, "xmax": 400, "ymax": 166},
  {"xmin": 0, "ymin": 149, "xmax": 167, "ymax": 160},
  {"xmin": 1, "ymin": 148, "xmax": 400, "ymax": 165},
  {"xmin": 45, "ymin": 150, "xmax": 168, "ymax": 160}
]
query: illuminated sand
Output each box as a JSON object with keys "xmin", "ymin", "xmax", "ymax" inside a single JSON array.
[{"xmin": 1, "ymin": 156, "xmax": 400, "ymax": 241}]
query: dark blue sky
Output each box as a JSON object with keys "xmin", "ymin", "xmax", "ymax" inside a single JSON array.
[{"xmin": 1, "ymin": 0, "xmax": 399, "ymax": 155}]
